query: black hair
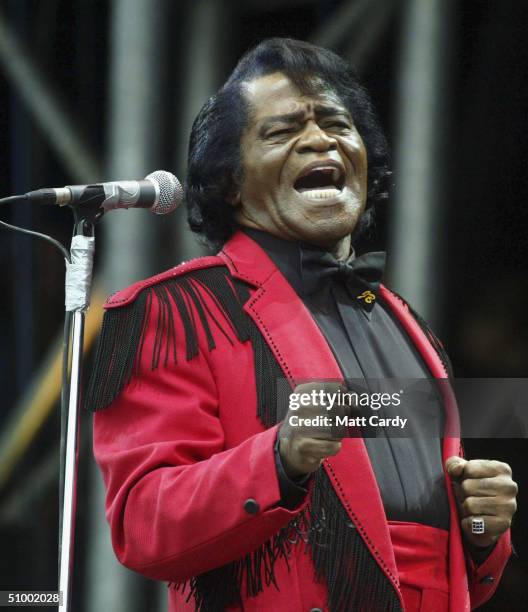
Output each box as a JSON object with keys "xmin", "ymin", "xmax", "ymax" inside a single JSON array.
[{"xmin": 186, "ymin": 37, "xmax": 391, "ymax": 250}]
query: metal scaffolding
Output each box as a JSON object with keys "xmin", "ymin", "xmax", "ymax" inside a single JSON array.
[
  {"xmin": 0, "ymin": 7, "xmax": 101, "ymax": 182},
  {"xmin": 388, "ymin": 0, "xmax": 452, "ymax": 327},
  {"xmin": 85, "ymin": 2, "xmax": 169, "ymax": 611},
  {"xmin": 312, "ymin": 0, "xmax": 397, "ymax": 75},
  {"xmin": 172, "ymin": 0, "xmax": 234, "ymax": 262}
]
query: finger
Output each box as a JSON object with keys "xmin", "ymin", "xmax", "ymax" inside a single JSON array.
[
  {"xmin": 302, "ymin": 456, "xmax": 324, "ymax": 470},
  {"xmin": 445, "ymin": 456, "xmax": 467, "ymax": 480},
  {"xmin": 459, "ymin": 495, "xmax": 517, "ymax": 518},
  {"xmin": 460, "ymin": 515, "xmax": 512, "ymax": 539},
  {"xmin": 459, "ymin": 477, "xmax": 493, "ymax": 498},
  {"xmin": 295, "ymin": 438, "xmax": 342, "ymax": 459},
  {"xmin": 285, "ymin": 418, "xmax": 343, "ymax": 440},
  {"xmin": 460, "ymin": 459, "xmax": 512, "ymax": 480},
  {"xmin": 460, "ymin": 474, "xmax": 518, "ymax": 498},
  {"xmin": 293, "ymin": 424, "xmax": 340, "ymax": 439},
  {"xmin": 309, "ymin": 433, "xmax": 344, "ymax": 442},
  {"xmin": 292, "ymin": 381, "xmax": 343, "ymax": 396},
  {"xmin": 305, "ymin": 445, "xmax": 342, "ymax": 459}
]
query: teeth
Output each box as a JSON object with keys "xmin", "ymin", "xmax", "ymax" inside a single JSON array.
[
  {"xmin": 300, "ymin": 188, "xmax": 341, "ymax": 199},
  {"xmin": 331, "ymin": 167, "xmax": 340, "ymax": 182}
]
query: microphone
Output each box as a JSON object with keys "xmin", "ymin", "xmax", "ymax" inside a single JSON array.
[{"xmin": 25, "ymin": 170, "xmax": 183, "ymax": 215}]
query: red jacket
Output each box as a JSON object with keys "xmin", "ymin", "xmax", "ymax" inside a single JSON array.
[{"xmin": 92, "ymin": 231, "xmax": 511, "ymax": 611}]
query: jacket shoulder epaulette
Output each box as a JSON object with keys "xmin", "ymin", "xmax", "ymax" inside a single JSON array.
[
  {"xmin": 104, "ymin": 255, "xmax": 224, "ymax": 309},
  {"xmin": 86, "ymin": 255, "xmax": 252, "ymax": 412}
]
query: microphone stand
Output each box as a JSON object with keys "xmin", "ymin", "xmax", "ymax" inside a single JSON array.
[{"xmin": 58, "ymin": 195, "xmax": 103, "ymax": 611}]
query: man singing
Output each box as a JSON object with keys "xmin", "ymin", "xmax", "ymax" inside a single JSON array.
[{"xmin": 88, "ymin": 38, "xmax": 517, "ymax": 611}]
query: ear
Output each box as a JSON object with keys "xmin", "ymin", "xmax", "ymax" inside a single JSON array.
[
  {"xmin": 226, "ymin": 187, "xmax": 241, "ymax": 207},
  {"xmin": 226, "ymin": 168, "xmax": 244, "ymax": 207}
]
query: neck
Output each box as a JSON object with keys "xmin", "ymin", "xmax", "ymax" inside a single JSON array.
[
  {"xmin": 327, "ymin": 234, "xmax": 351, "ymax": 261},
  {"xmin": 238, "ymin": 223, "xmax": 352, "ymax": 261}
]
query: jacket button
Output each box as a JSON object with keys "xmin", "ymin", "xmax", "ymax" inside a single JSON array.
[
  {"xmin": 309, "ymin": 608, "xmax": 323, "ymax": 612},
  {"xmin": 480, "ymin": 575, "xmax": 494, "ymax": 584},
  {"xmin": 243, "ymin": 498, "xmax": 259, "ymax": 514}
]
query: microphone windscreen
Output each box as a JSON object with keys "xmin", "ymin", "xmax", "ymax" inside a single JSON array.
[{"xmin": 145, "ymin": 170, "xmax": 183, "ymax": 214}]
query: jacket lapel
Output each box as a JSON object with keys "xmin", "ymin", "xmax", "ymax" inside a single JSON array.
[
  {"xmin": 381, "ymin": 287, "xmax": 469, "ymax": 611},
  {"xmin": 220, "ymin": 231, "xmax": 400, "ymax": 590}
]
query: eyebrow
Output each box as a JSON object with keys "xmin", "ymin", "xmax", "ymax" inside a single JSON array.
[{"xmin": 258, "ymin": 105, "xmax": 352, "ymax": 135}]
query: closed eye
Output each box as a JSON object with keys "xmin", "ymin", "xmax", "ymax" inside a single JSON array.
[
  {"xmin": 268, "ymin": 127, "xmax": 296, "ymax": 137},
  {"xmin": 324, "ymin": 121, "xmax": 350, "ymax": 130}
]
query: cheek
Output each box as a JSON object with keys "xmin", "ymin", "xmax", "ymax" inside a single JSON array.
[
  {"xmin": 239, "ymin": 160, "xmax": 268, "ymax": 200},
  {"xmin": 243, "ymin": 152, "xmax": 289, "ymax": 196},
  {"xmin": 342, "ymin": 135, "xmax": 368, "ymax": 177}
]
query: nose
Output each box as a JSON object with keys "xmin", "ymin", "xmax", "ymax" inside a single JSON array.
[{"xmin": 296, "ymin": 120, "xmax": 337, "ymax": 154}]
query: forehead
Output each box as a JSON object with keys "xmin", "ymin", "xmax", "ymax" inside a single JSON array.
[{"xmin": 242, "ymin": 72, "xmax": 347, "ymax": 124}]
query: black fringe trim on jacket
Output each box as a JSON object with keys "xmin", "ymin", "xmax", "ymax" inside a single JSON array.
[
  {"xmin": 169, "ymin": 468, "xmax": 402, "ymax": 612},
  {"xmin": 307, "ymin": 469, "xmax": 402, "ymax": 612},
  {"xmin": 85, "ymin": 267, "xmax": 250, "ymax": 412},
  {"xmin": 170, "ymin": 507, "xmax": 313, "ymax": 612}
]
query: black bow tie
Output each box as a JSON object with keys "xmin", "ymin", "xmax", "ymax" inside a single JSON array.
[{"xmin": 300, "ymin": 247, "xmax": 386, "ymax": 311}]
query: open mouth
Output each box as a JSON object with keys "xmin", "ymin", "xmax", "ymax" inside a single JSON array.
[{"xmin": 293, "ymin": 164, "xmax": 345, "ymax": 199}]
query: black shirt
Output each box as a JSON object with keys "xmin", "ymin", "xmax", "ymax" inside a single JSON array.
[{"xmin": 243, "ymin": 227, "xmax": 450, "ymax": 530}]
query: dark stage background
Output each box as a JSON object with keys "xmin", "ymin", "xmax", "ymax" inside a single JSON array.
[{"xmin": 0, "ymin": 1, "xmax": 526, "ymax": 610}]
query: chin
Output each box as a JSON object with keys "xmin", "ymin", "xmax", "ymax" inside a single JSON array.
[
  {"xmin": 295, "ymin": 221, "xmax": 355, "ymax": 248},
  {"xmin": 314, "ymin": 209, "xmax": 361, "ymax": 236}
]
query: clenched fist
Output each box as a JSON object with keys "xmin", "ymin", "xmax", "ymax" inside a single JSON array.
[
  {"xmin": 278, "ymin": 381, "xmax": 356, "ymax": 479},
  {"xmin": 445, "ymin": 457, "xmax": 518, "ymax": 548}
]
